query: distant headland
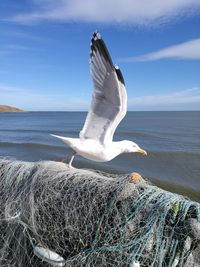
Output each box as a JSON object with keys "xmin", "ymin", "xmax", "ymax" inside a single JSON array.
[{"xmin": 0, "ymin": 105, "xmax": 23, "ymax": 112}]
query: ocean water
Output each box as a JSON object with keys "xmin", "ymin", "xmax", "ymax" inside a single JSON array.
[{"xmin": 0, "ymin": 111, "xmax": 199, "ymax": 200}]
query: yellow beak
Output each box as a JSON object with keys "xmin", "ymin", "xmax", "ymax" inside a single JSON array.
[{"xmin": 138, "ymin": 149, "xmax": 147, "ymax": 156}]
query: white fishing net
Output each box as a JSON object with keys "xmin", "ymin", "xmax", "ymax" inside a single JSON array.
[{"xmin": 0, "ymin": 159, "xmax": 199, "ymax": 267}]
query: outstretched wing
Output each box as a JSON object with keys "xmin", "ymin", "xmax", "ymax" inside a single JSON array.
[{"xmin": 79, "ymin": 32, "xmax": 127, "ymax": 144}]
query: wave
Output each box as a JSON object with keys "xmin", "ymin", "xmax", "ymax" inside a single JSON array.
[
  {"xmin": 0, "ymin": 141, "xmax": 69, "ymax": 151},
  {"xmin": 149, "ymin": 177, "xmax": 200, "ymax": 202},
  {"xmin": 117, "ymin": 130, "xmax": 200, "ymax": 142},
  {"xmin": 0, "ymin": 141, "xmax": 200, "ymax": 157},
  {"xmin": 0, "ymin": 129, "xmax": 79, "ymax": 134},
  {"xmin": 117, "ymin": 131, "xmax": 165, "ymax": 140},
  {"xmin": 115, "ymin": 150, "xmax": 200, "ymax": 161},
  {"xmin": 146, "ymin": 150, "xmax": 200, "ymax": 157}
]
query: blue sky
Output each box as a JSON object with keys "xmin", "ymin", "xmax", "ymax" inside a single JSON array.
[{"xmin": 0, "ymin": 0, "xmax": 200, "ymax": 111}]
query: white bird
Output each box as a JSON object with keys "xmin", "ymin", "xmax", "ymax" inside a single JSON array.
[{"xmin": 51, "ymin": 32, "xmax": 147, "ymax": 168}]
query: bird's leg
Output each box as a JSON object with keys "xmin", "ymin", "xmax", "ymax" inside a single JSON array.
[
  {"xmin": 68, "ymin": 153, "xmax": 76, "ymax": 168},
  {"xmin": 60, "ymin": 152, "xmax": 76, "ymax": 168},
  {"xmin": 60, "ymin": 152, "xmax": 75, "ymax": 163}
]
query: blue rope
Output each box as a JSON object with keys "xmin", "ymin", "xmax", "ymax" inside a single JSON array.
[{"xmin": 82, "ymin": 185, "xmax": 200, "ymax": 266}]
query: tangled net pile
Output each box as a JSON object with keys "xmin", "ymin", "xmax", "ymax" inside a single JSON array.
[{"xmin": 0, "ymin": 159, "xmax": 200, "ymax": 267}]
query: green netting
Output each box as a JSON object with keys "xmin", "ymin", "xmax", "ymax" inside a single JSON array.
[{"xmin": 0, "ymin": 159, "xmax": 200, "ymax": 266}]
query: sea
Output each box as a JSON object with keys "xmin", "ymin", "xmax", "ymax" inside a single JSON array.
[{"xmin": 0, "ymin": 111, "xmax": 199, "ymax": 201}]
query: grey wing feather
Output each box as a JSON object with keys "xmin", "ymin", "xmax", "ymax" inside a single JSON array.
[{"xmin": 80, "ymin": 32, "xmax": 127, "ymax": 144}]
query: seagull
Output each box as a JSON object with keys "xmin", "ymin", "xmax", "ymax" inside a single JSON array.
[{"xmin": 51, "ymin": 32, "xmax": 147, "ymax": 168}]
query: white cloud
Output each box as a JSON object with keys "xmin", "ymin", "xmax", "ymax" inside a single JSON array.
[
  {"xmin": 0, "ymin": 44, "xmax": 32, "ymax": 56},
  {"xmin": 0, "ymin": 84, "xmax": 88, "ymax": 111},
  {"xmin": 0, "ymin": 29, "xmax": 43, "ymax": 41},
  {"xmin": 7, "ymin": 0, "xmax": 200, "ymax": 25},
  {"xmin": 121, "ymin": 39, "xmax": 200, "ymax": 62},
  {"xmin": 1, "ymin": 84, "xmax": 199, "ymax": 111},
  {"xmin": 0, "ymin": 85, "xmax": 29, "ymax": 94},
  {"xmin": 128, "ymin": 87, "xmax": 200, "ymax": 110}
]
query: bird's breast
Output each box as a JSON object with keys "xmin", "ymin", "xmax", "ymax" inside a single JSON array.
[{"xmin": 74, "ymin": 140, "xmax": 114, "ymax": 162}]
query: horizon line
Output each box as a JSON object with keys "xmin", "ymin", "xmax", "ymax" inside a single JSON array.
[{"xmin": 23, "ymin": 110, "xmax": 200, "ymax": 112}]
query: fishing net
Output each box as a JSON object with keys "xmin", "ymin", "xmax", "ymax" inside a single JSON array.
[{"xmin": 0, "ymin": 159, "xmax": 200, "ymax": 267}]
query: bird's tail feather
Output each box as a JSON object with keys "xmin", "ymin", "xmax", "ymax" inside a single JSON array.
[{"xmin": 50, "ymin": 134, "xmax": 73, "ymax": 145}]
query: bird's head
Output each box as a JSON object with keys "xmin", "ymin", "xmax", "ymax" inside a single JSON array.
[{"xmin": 121, "ymin": 140, "xmax": 147, "ymax": 156}]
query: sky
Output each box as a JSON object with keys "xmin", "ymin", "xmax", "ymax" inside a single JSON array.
[{"xmin": 0, "ymin": 0, "xmax": 200, "ymax": 111}]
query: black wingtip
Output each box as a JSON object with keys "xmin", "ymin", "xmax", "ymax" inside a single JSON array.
[
  {"xmin": 90, "ymin": 32, "xmax": 125, "ymax": 85},
  {"xmin": 93, "ymin": 31, "xmax": 101, "ymax": 40},
  {"xmin": 90, "ymin": 31, "xmax": 114, "ymax": 67},
  {"xmin": 115, "ymin": 65, "xmax": 125, "ymax": 85}
]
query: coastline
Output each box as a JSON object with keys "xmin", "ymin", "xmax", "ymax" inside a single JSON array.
[{"xmin": 0, "ymin": 105, "xmax": 23, "ymax": 112}]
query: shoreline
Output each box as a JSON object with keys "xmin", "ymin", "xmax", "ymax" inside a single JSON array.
[{"xmin": 0, "ymin": 105, "xmax": 23, "ymax": 112}]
